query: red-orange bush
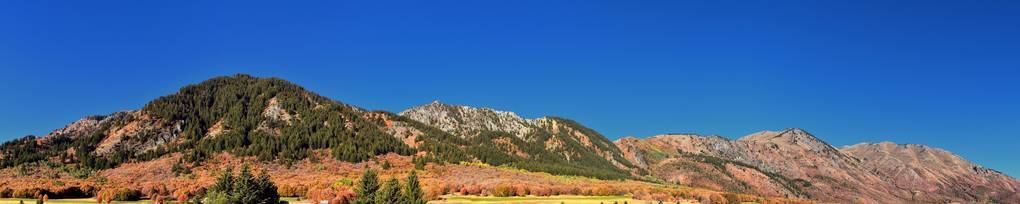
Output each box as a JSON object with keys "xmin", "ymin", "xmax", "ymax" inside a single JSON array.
[
  {"xmin": 513, "ymin": 185, "xmax": 528, "ymax": 196},
  {"xmin": 530, "ymin": 186, "xmax": 550, "ymax": 196},
  {"xmin": 425, "ymin": 183, "xmax": 447, "ymax": 200},
  {"xmin": 492, "ymin": 184, "xmax": 514, "ymax": 197}
]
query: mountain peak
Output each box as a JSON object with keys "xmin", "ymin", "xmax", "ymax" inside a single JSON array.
[
  {"xmin": 423, "ymin": 100, "xmax": 450, "ymax": 107},
  {"xmin": 738, "ymin": 128, "xmax": 839, "ymax": 154},
  {"xmin": 614, "ymin": 136, "xmax": 642, "ymax": 143},
  {"xmin": 777, "ymin": 128, "xmax": 820, "ymax": 140},
  {"xmin": 783, "ymin": 128, "xmax": 809, "ymax": 134},
  {"xmin": 739, "ymin": 128, "xmax": 815, "ymax": 140}
]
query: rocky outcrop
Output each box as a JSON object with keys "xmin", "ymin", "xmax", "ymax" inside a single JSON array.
[
  {"xmin": 613, "ymin": 137, "xmax": 648, "ymax": 169},
  {"xmin": 399, "ymin": 101, "xmax": 536, "ymax": 140},
  {"xmin": 38, "ymin": 111, "xmax": 134, "ymax": 145},
  {"xmin": 94, "ymin": 111, "xmax": 181, "ymax": 156}
]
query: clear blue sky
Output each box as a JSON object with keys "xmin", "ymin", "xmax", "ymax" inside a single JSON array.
[{"xmin": 2, "ymin": 1, "xmax": 1018, "ymax": 176}]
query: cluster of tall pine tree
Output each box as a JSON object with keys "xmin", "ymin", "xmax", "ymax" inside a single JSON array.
[
  {"xmin": 204, "ymin": 165, "xmax": 280, "ymax": 204},
  {"xmin": 352, "ymin": 169, "xmax": 426, "ymax": 204}
]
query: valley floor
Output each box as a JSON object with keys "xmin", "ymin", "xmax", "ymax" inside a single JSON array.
[
  {"xmin": 0, "ymin": 196, "xmax": 704, "ymax": 204},
  {"xmin": 0, "ymin": 154, "xmax": 802, "ymax": 204}
]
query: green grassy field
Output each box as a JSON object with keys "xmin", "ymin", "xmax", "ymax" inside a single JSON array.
[{"xmin": 429, "ymin": 195, "xmax": 683, "ymax": 204}]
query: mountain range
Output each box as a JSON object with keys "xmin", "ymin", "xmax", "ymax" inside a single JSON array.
[{"xmin": 1, "ymin": 74, "xmax": 1016, "ymax": 203}]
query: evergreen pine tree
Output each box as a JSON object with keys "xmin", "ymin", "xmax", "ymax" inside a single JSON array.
[
  {"xmin": 205, "ymin": 167, "xmax": 234, "ymax": 204},
  {"xmin": 255, "ymin": 171, "xmax": 280, "ymax": 204},
  {"xmin": 402, "ymin": 171, "xmax": 426, "ymax": 204},
  {"xmin": 205, "ymin": 166, "xmax": 280, "ymax": 204},
  {"xmin": 212, "ymin": 167, "xmax": 234, "ymax": 192},
  {"xmin": 374, "ymin": 178, "xmax": 401, "ymax": 204},
  {"xmin": 232, "ymin": 165, "xmax": 259, "ymax": 203},
  {"xmin": 354, "ymin": 168, "xmax": 380, "ymax": 204}
]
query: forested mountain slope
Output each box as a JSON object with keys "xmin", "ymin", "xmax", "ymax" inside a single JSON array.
[
  {"xmin": 1, "ymin": 74, "xmax": 414, "ymax": 173},
  {"xmin": 0, "ymin": 74, "xmax": 636, "ymax": 180}
]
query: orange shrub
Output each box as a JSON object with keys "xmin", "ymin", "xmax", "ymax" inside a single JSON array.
[
  {"xmin": 11, "ymin": 188, "xmax": 43, "ymax": 199},
  {"xmin": 549, "ymin": 186, "xmax": 571, "ymax": 195},
  {"xmin": 530, "ymin": 186, "xmax": 550, "ymax": 196},
  {"xmin": 96, "ymin": 187, "xmax": 142, "ymax": 201},
  {"xmin": 278, "ymin": 184, "xmax": 308, "ymax": 197},
  {"xmin": 591, "ymin": 186, "xmax": 614, "ymax": 196},
  {"xmin": 492, "ymin": 184, "xmax": 514, "ymax": 197},
  {"xmin": 306, "ymin": 186, "xmax": 336, "ymax": 203},
  {"xmin": 424, "ymin": 184, "xmax": 446, "ymax": 200},
  {"xmin": 467, "ymin": 184, "xmax": 482, "ymax": 195},
  {"xmin": 649, "ymin": 193, "xmax": 672, "ymax": 202},
  {"xmin": 709, "ymin": 193, "xmax": 727, "ymax": 204},
  {"xmin": 458, "ymin": 185, "xmax": 469, "ymax": 195},
  {"xmin": 333, "ymin": 188, "xmax": 356, "ymax": 204},
  {"xmin": 510, "ymin": 184, "xmax": 526, "ymax": 195}
]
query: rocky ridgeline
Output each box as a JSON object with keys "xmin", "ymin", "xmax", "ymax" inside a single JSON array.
[
  {"xmin": 615, "ymin": 129, "xmax": 1020, "ymax": 203},
  {"xmin": 399, "ymin": 101, "xmax": 639, "ymax": 174},
  {"xmin": 842, "ymin": 142, "xmax": 1020, "ymax": 203},
  {"xmin": 399, "ymin": 101, "xmax": 537, "ymax": 140}
]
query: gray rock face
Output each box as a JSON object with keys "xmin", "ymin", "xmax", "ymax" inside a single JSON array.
[
  {"xmin": 399, "ymin": 101, "xmax": 536, "ymax": 139},
  {"xmin": 42, "ymin": 111, "xmax": 134, "ymax": 141}
]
